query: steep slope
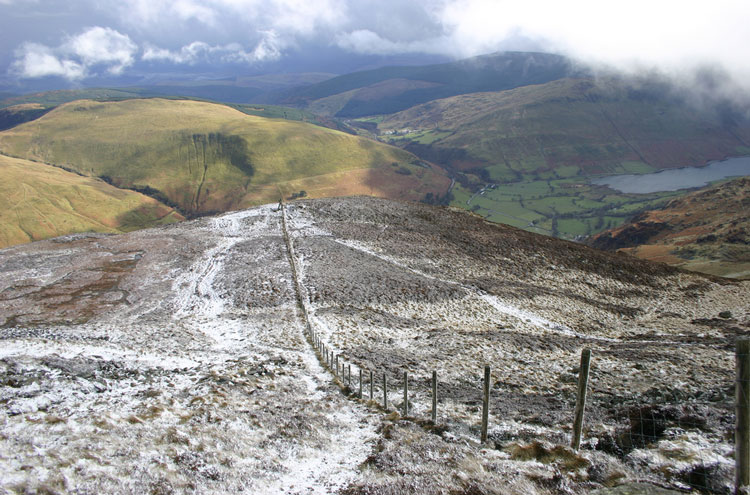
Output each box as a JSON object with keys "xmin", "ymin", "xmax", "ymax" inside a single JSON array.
[
  {"xmin": 1, "ymin": 197, "xmax": 748, "ymax": 493},
  {"xmin": 0, "ymin": 153, "xmax": 183, "ymax": 248},
  {"xmin": 378, "ymin": 77, "xmax": 750, "ymax": 179},
  {"xmin": 591, "ymin": 176, "xmax": 750, "ymax": 279},
  {"xmin": 0, "ymin": 98, "xmax": 449, "ymax": 216},
  {"xmin": 279, "ymin": 51, "xmax": 575, "ymax": 117},
  {"xmin": 0, "ymin": 103, "xmax": 52, "ymax": 131}
]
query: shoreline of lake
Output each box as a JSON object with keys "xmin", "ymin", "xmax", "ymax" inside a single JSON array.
[{"xmin": 592, "ymin": 156, "xmax": 750, "ymax": 193}]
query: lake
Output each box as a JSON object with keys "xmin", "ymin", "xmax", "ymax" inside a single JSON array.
[{"xmin": 592, "ymin": 156, "xmax": 750, "ymax": 193}]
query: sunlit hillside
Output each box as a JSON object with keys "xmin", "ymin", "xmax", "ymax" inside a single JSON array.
[
  {"xmin": 0, "ymin": 98, "xmax": 449, "ymax": 216},
  {"xmin": 0, "ymin": 153, "xmax": 183, "ymax": 248}
]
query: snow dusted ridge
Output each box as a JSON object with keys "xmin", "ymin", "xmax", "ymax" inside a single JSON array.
[
  {"xmin": 0, "ymin": 203, "xmax": 378, "ymax": 495},
  {"xmin": 171, "ymin": 207, "xmax": 274, "ymax": 350},
  {"xmin": 1, "ymin": 196, "xmax": 749, "ymax": 494}
]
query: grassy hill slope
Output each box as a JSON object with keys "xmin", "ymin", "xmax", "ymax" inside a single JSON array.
[
  {"xmin": 279, "ymin": 52, "xmax": 575, "ymax": 117},
  {"xmin": 591, "ymin": 176, "xmax": 750, "ymax": 279},
  {"xmin": 0, "ymin": 99, "xmax": 449, "ymax": 216},
  {"xmin": 0, "ymin": 153, "xmax": 183, "ymax": 248}
]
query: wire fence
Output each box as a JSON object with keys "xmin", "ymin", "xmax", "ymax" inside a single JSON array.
[
  {"xmin": 280, "ymin": 201, "xmax": 746, "ymax": 494},
  {"xmin": 309, "ymin": 334, "xmax": 742, "ymax": 494}
]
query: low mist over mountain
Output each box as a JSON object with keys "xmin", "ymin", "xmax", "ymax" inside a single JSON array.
[
  {"xmin": 273, "ymin": 52, "xmax": 578, "ymax": 117},
  {"xmin": 1, "ymin": 197, "xmax": 748, "ymax": 493}
]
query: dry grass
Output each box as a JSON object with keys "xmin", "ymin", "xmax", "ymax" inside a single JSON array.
[{"xmin": 0, "ymin": 153, "xmax": 183, "ymax": 248}]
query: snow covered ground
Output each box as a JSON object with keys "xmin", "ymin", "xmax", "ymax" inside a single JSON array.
[
  {"xmin": 0, "ymin": 205, "xmax": 379, "ymax": 494},
  {"xmin": 1, "ymin": 196, "xmax": 749, "ymax": 494}
]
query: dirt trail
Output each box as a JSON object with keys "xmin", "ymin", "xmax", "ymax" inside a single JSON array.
[{"xmin": 0, "ymin": 204, "xmax": 379, "ymax": 494}]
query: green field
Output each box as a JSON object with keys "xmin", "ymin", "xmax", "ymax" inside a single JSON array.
[{"xmin": 455, "ymin": 178, "xmax": 682, "ymax": 239}]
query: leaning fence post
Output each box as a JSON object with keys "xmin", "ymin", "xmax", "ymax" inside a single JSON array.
[
  {"xmin": 571, "ymin": 348, "xmax": 592, "ymax": 450},
  {"xmin": 737, "ymin": 339, "xmax": 750, "ymax": 494},
  {"xmin": 403, "ymin": 371, "xmax": 409, "ymax": 417},
  {"xmin": 359, "ymin": 368, "xmax": 363, "ymax": 399},
  {"xmin": 383, "ymin": 373, "xmax": 388, "ymax": 410},
  {"xmin": 481, "ymin": 365, "xmax": 490, "ymax": 443},
  {"xmin": 431, "ymin": 370, "xmax": 438, "ymax": 423}
]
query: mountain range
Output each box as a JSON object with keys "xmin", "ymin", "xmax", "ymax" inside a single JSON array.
[{"xmin": 0, "ymin": 50, "xmax": 748, "ymax": 280}]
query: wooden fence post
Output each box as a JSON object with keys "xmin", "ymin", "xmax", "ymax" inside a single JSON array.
[
  {"xmin": 403, "ymin": 371, "xmax": 409, "ymax": 417},
  {"xmin": 347, "ymin": 364, "xmax": 352, "ymax": 387},
  {"xmin": 481, "ymin": 365, "xmax": 490, "ymax": 443},
  {"xmin": 359, "ymin": 368, "xmax": 363, "ymax": 399},
  {"xmin": 737, "ymin": 339, "xmax": 750, "ymax": 494},
  {"xmin": 383, "ymin": 373, "xmax": 388, "ymax": 410},
  {"xmin": 369, "ymin": 370, "xmax": 374, "ymax": 401},
  {"xmin": 431, "ymin": 370, "xmax": 438, "ymax": 423},
  {"xmin": 571, "ymin": 348, "xmax": 592, "ymax": 450}
]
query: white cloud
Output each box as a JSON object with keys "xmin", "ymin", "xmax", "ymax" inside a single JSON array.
[
  {"xmin": 120, "ymin": 0, "xmax": 344, "ymax": 32},
  {"xmin": 142, "ymin": 32, "xmax": 282, "ymax": 65},
  {"xmin": 5, "ymin": 0, "xmax": 750, "ymax": 95},
  {"xmin": 65, "ymin": 26, "xmax": 137, "ymax": 74},
  {"xmin": 118, "ymin": 0, "xmax": 344, "ymax": 58},
  {"xmin": 434, "ymin": 0, "xmax": 750, "ymax": 80},
  {"xmin": 143, "ymin": 42, "xmax": 212, "ymax": 65},
  {"xmin": 12, "ymin": 43, "xmax": 85, "ymax": 79},
  {"xmin": 11, "ymin": 26, "xmax": 137, "ymax": 80},
  {"xmin": 336, "ymin": 29, "xmax": 446, "ymax": 56}
]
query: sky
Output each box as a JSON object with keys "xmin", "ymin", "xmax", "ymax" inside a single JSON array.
[{"xmin": 1, "ymin": 0, "xmax": 749, "ymax": 96}]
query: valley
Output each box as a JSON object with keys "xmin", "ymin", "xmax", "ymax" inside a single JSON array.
[
  {"xmin": 1, "ymin": 53, "xmax": 748, "ymax": 278},
  {"xmin": 351, "ymin": 77, "xmax": 750, "ymax": 242},
  {"xmin": 2, "ymin": 1, "xmax": 750, "ymax": 492},
  {"xmin": 0, "ymin": 59, "xmax": 750, "ymax": 264}
]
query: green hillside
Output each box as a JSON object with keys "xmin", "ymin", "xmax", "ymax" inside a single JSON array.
[
  {"xmin": 0, "ymin": 98, "xmax": 449, "ymax": 216},
  {"xmin": 279, "ymin": 52, "xmax": 574, "ymax": 117},
  {"xmin": 0, "ymin": 153, "xmax": 183, "ymax": 248},
  {"xmin": 379, "ymin": 78, "xmax": 750, "ymax": 178}
]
